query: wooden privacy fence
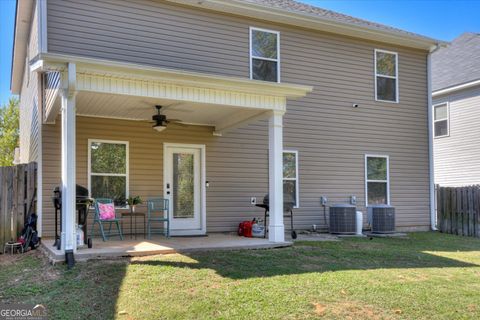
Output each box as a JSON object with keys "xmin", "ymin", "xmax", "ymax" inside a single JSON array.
[
  {"xmin": 436, "ymin": 185, "xmax": 480, "ymax": 238},
  {"xmin": 0, "ymin": 162, "xmax": 37, "ymax": 250}
]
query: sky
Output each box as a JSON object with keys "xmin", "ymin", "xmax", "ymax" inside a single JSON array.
[
  {"xmin": 1, "ymin": 0, "xmax": 16, "ymax": 106},
  {"xmin": 0, "ymin": 0, "xmax": 479, "ymax": 106}
]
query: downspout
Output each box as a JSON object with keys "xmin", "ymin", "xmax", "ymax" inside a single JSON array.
[
  {"xmin": 36, "ymin": 0, "xmax": 48, "ymax": 239},
  {"xmin": 36, "ymin": 74, "xmax": 43, "ymax": 239},
  {"xmin": 428, "ymin": 45, "xmax": 440, "ymax": 231}
]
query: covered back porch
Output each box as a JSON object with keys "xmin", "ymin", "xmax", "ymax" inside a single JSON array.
[{"xmin": 32, "ymin": 53, "xmax": 311, "ymax": 262}]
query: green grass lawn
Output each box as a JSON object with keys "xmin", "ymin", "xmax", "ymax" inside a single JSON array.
[{"xmin": 1, "ymin": 232, "xmax": 480, "ymax": 319}]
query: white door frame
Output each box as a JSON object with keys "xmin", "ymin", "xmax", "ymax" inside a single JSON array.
[{"xmin": 163, "ymin": 143, "xmax": 206, "ymax": 236}]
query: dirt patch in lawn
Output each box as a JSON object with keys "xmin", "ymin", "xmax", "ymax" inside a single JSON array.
[
  {"xmin": 396, "ymin": 273, "xmax": 430, "ymax": 283},
  {"xmin": 0, "ymin": 251, "xmax": 25, "ymax": 265},
  {"xmin": 312, "ymin": 300, "xmax": 396, "ymax": 319},
  {"xmin": 1, "ymin": 250, "xmax": 60, "ymax": 284}
]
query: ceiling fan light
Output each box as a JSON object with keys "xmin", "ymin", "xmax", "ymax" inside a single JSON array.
[{"xmin": 153, "ymin": 124, "xmax": 167, "ymax": 132}]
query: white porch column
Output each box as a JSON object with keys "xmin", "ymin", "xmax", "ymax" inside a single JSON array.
[
  {"xmin": 268, "ymin": 110, "xmax": 285, "ymax": 242},
  {"xmin": 60, "ymin": 63, "xmax": 77, "ymax": 253}
]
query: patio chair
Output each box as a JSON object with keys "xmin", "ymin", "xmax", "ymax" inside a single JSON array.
[
  {"xmin": 91, "ymin": 198, "xmax": 124, "ymax": 241},
  {"xmin": 146, "ymin": 198, "xmax": 170, "ymax": 238}
]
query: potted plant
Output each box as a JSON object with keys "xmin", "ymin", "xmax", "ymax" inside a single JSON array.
[{"xmin": 127, "ymin": 196, "xmax": 143, "ymax": 213}]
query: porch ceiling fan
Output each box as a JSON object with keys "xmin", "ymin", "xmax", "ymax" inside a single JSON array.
[{"xmin": 151, "ymin": 105, "xmax": 184, "ymax": 132}]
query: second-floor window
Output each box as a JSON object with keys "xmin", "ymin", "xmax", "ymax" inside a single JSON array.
[
  {"xmin": 434, "ymin": 103, "xmax": 449, "ymax": 138},
  {"xmin": 375, "ymin": 49, "xmax": 398, "ymax": 103},
  {"xmin": 250, "ymin": 27, "xmax": 280, "ymax": 83}
]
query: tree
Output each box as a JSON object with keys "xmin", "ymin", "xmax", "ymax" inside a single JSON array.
[{"xmin": 0, "ymin": 98, "xmax": 20, "ymax": 166}]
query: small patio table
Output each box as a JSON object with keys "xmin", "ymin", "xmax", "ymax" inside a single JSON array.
[{"xmin": 121, "ymin": 212, "xmax": 146, "ymax": 239}]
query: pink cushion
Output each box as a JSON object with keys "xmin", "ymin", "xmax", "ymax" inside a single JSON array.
[{"xmin": 98, "ymin": 202, "xmax": 116, "ymax": 220}]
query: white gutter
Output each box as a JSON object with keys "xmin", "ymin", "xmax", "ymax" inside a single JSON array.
[
  {"xmin": 432, "ymin": 79, "xmax": 480, "ymax": 97},
  {"xmin": 428, "ymin": 45, "xmax": 440, "ymax": 231},
  {"xmin": 36, "ymin": 75, "xmax": 43, "ymax": 238}
]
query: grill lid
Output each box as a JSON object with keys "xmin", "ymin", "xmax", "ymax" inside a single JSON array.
[
  {"xmin": 76, "ymin": 184, "xmax": 89, "ymax": 197},
  {"xmin": 262, "ymin": 193, "xmax": 295, "ymax": 210},
  {"xmin": 53, "ymin": 184, "xmax": 89, "ymax": 198}
]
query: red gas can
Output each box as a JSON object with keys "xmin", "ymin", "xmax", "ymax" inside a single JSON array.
[{"xmin": 238, "ymin": 220, "xmax": 253, "ymax": 237}]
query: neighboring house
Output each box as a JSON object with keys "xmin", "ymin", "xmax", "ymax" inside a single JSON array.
[
  {"xmin": 11, "ymin": 0, "xmax": 444, "ymax": 254},
  {"xmin": 432, "ymin": 33, "xmax": 480, "ymax": 187}
]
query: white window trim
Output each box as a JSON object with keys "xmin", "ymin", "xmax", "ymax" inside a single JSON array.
[
  {"xmin": 283, "ymin": 150, "xmax": 299, "ymax": 208},
  {"xmin": 88, "ymin": 139, "xmax": 130, "ymax": 208},
  {"xmin": 433, "ymin": 102, "xmax": 450, "ymax": 138},
  {"xmin": 374, "ymin": 49, "xmax": 399, "ymax": 103},
  {"xmin": 365, "ymin": 154, "xmax": 390, "ymax": 206},
  {"xmin": 249, "ymin": 26, "xmax": 281, "ymax": 83}
]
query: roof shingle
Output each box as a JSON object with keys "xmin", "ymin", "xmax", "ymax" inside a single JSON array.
[
  {"xmin": 432, "ymin": 32, "xmax": 480, "ymax": 92},
  {"xmin": 241, "ymin": 0, "xmax": 432, "ymax": 39}
]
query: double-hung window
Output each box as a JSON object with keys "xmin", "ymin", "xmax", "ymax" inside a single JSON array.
[
  {"xmin": 88, "ymin": 140, "xmax": 129, "ymax": 207},
  {"xmin": 250, "ymin": 27, "xmax": 280, "ymax": 82},
  {"xmin": 283, "ymin": 151, "xmax": 299, "ymax": 208},
  {"xmin": 365, "ymin": 155, "xmax": 390, "ymax": 205},
  {"xmin": 375, "ymin": 49, "xmax": 398, "ymax": 102},
  {"xmin": 433, "ymin": 103, "xmax": 449, "ymax": 138}
]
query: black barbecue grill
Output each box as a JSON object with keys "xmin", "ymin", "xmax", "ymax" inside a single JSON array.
[
  {"xmin": 255, "ymin": 194, "xmax": 297, "ymax": 239},
  {"xmin": 52, "ymin": 185, "xmax": 93, "ymax": 250}
]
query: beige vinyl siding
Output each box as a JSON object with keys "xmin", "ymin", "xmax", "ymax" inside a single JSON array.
[
  {"xmin": 19, "ymin": 2, "xmax": 40, "ymax": 163},
  {"xmin": 41, "ymin": 0, "xmax": 430, "ymax": 234},
  {"xmin": 47, "ymin": 0, "xmax": 248, "ymax": 78},
  {"xmin": 433, "ymin": 86, "xmax": 480, "ymax": 187}
]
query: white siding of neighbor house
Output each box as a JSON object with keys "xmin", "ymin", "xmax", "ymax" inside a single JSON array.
[
  {"xmin": 38, "ymin": 0, "xmax": 430, "ymax": 235},
  {"xmin": 433, "ymin": 85, "xmax": 480, "ymax": 187}
]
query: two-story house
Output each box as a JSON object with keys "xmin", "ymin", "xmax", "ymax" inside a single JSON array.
[
  {"xmin": 432, "ymin": 32, "xmax": 480, "ymax": 187},
  {"xmin": 11, "ymin": 0, "xmax": 444, "ymax": 255}
]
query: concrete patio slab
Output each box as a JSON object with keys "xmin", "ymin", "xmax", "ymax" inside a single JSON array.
[{"xmin": 41, "ymin": 233, "xmax": 292, "ymax": 263}]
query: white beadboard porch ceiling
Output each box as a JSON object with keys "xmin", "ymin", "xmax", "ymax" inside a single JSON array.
[
  {"xmin": 55, "ymin": 91, "xmax": 266, "ymax": 129},
  {"xmin": 36, "ymin": 53, "xmax": 313, "ymax": 133}
]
